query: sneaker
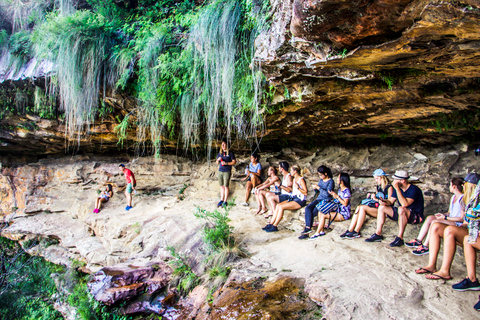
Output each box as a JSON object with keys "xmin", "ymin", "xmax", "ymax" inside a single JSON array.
[
  {"xmin": 346, "ymin": 231, "xmax": 361, "ymax": 239},
  {"xmin": 301, "ymin": 227, "xmax": 312, "ymax": 234},
  {"xmin": 217, "ymin": 201, "xmax": 224, "ymax": 207},
  {"xmin": 222, "ymin": 201, "xmax": 227, "ymax": 208},
  {"xmin": 406, "ymin": 239, "xmax": 422, "ymax": 248},
  {"xmin": 365, "ymin": 233, "xmax": 384, "ymax": 242},
  {"xmin": 309, "ymin": 232, "xmax": 325, "ymax": 240},
  {"xmin": 474, "ymin": 296, "xmax": 480, "ymax": 311},
  {"xmin": 262, "ymin": 224, "xmax": 272, "ymax": 230},
  {"xmin": 265, "ymin": 225, "xmax": 278, "ymax": 232},
  {"xmin": 93, "ymin": 209, "xmax": 97, "ymax": 213},
  {"xmin": 389, "ymin": 236, "xmax": 404, "ymax": 247},
  {"xmin": 241, "ymin": 202, "xmax": 249, "ymax": 206},
  {"xmin": 126, "ymin": 206, "xmax": 132, "ymax": 211},
  {"xmin": 339, "ymin": 230, "xmax": 351, "ymax": 239},
  {"xmin": 412, "ymin": 245, "xmax": 429, "ymax": 256},
  {"xmin": 298, "ymin": 234, "xmax": 309, "ymax": 240},
  {"xmin": 452, "ymin": 278, "xmax": 480, "ymax": 291}
]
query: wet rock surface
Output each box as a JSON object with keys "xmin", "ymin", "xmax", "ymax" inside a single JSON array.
[
  {"xmin": 179, "ymin": 271, "xmax": 321, "ymax": 319},
  {"xmin": 88, "ymin": 262, "xmax": 172, "ymax": 306}
]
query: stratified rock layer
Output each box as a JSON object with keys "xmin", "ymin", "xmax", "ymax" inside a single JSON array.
[{"xmin": 255, "ymin": 0, "xmax": 480, "ymax": 148}]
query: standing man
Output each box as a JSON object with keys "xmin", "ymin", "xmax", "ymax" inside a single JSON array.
[
  {"xmin": 119, "ymin": 164, "xmax": 136, "ymax": 211},
  {"xmin": 365, "ymin": 169, "xmax": 424, "ymax": 247}
]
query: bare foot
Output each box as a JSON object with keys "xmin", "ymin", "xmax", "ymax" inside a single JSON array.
[
  {"xmin": 426, "ymin": 271, "xmax": 452, "ymax": 280},
  {"xmin": 415, "ymin": 267, "xmax": 435, "ymax": 274}
]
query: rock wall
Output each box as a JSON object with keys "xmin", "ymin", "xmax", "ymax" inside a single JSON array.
[{"xmin": 1, "ymin": 144, "xmax": 480, "ymax": 318}]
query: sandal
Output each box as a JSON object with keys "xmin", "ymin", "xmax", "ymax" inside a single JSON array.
[
  {"xmin": 426, "ymin": 273, "xmax": 452, "ymax": 280},
  {"xmin": 255, "ymin": 208, "xmax": 263, "ymax": 215},
  {"xmin": 415, "ymin": 267, "xmax": 434, "ymax": 275},
  {"xmin": 261, "ymin": 209, "xmax": 269, "ymax": 215}
]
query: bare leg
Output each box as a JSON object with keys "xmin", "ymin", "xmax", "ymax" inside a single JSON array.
[
  {"xmin": 245, "ymin": 181, "xmax": 253, "ymax": 202},
  {"xmin": 251, "ymin": 175, "xmax": 260, "ymax": 188},
  {"xmin": 347, "ymin": 213, "xmax": 358, "ymax": 232},
  {"xmin": 354, "ymin": 205, "xmax": 378, "ymax": 233},
  {"xmin": 423, "ymin": 219, "xmax": 455, "ymax": 247},
  {"xmin": 397, "ymin": 206, "xmax": 411, "ymax": 239},
  {"xmin": 376, "ymin": 205, "xmax": 393, "ymax": 236},
  {"xmin": 414, "ymin": 215, "xmax": 436, "ymax": 243},
  {"xmin": 220, "ymin": 186, "xmax": 225, "ymax": 202},
  {"xmin": 315, "ymin": 213, "xmax": 327, "ymax": 234},
  {"xmin": 421, "ymin": 222, "xmax": 448, "ymax": 273},
  {"xmin": 464, "ymin": 236, "xmax": 480, "ymax": 282},
  {"xmin": 430, "ymin": 226, "xmax": 468, "ymax": 279},
  {"xmin": 223, "ymin": 187, "xmax": 230, "ymax": 202},
  {"xmin": 272, "ymin": 201, "xmax": 300, "ymax": 227},
  {"xmin": 126, "ymin": 192, "xmax": 133, "ymax": 207},
  {"xmin": 266, "ymin": 193, "xmax": 279, "ymax": 216}
]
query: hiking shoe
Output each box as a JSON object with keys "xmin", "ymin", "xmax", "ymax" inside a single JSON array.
[
  {"xmin": 301, "ymin": 227, "xmax": 312, "ymax": 234},
  {"xmin": 365, "ymin": 233, "xmax": 384, "ymax": 242},
  {"xmin": 406, "ymin": 239, "xmax": 422, "ymax": 248},
  {"xmin": 309, "ymin": 232, "xmax": 325, "ymax": 240},
  {"xmin": 265, "ymin": 225, "xmax": 278, "ymax": 232},
  {"xmin": 241, "ymin": 202, "xmax": 249, "ymax": 206},
  {"xmin": 474, "ymin": 296, "xmax": 480, "ymax": 311},
  {"xmin": 412, "ymin": 245, "xmax": 429, "ymax": 256},
  {"xmin": 346, "ymin": 231, "xmax": 361, "ymax": 239},
  {"xmin": 452, "ymin": 278, "xmax": 480, "ymax": 291},
  {"xmin": 298, "ymin": 234, "xmax": 309, "ymax": 240},
  {"xmin": 262, "ymin": 224, "xmax": 272, "ymax": 230},
  {"xmin": 217, "ymin": 201, "xmax": 224, "ymax": 207},
  {"xmin": 389, "ymin": 236, "xmax": 404, "ymax": 247},
  {"xmin": 339, "ymin": 230, "xmax": 351, "ymax": 239}
]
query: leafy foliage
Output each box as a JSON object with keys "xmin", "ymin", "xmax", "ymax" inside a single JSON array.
[
  {"xmin": 167, "ymin": 246, "xmax": 200, "ymax": 295},
  {"xmin": 0, "ymin": 237, "xmax": 62, "ymax": 320}
]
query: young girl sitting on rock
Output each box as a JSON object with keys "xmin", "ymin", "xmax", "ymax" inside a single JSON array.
[
  {"xmin": 309, "ymin": 172, "xmax": 352, "ymax": 240},
  {"xmin": 253, "ymin": 166, "xmax": 281, "ymax": 215},
  {"xmin": 93, "ymin": 184, "xmax": 113, "ymax": 213}
]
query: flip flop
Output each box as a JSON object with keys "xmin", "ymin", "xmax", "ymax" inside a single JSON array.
[
  {"xmin": 415, "ymin": 267, "xmax": 434, "ymax": 274},
  {"xmin": 261, "ymin": 209, "xmax": 268, "ymax": 215},
  {"xmin": 426, "ymin": 273, "xmax": 452, "ymax": 280},
  {"xmin": 254, "ymin": 208, "xmax": 262, "ymax": 215}
]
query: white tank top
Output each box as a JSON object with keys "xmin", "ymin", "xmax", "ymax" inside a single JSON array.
[
  {"xmin": 449, "ymin": 194, "xmax": 465, "ymax": 226},
  {"xmin": 281, "ymin": 173, "xmax": 292, "ymax": 195},
  {"xmin": 292, "ymin": 177, "xmax": 307, "ymax": 201}
]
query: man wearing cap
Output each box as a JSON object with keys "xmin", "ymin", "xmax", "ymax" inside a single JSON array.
[
  {"xmin": 119, "ymin": 164, "xmax": 136, "ymax": 211},
  {"xmin": 366, "ymin": 169, "xmax": 424, "ymax": 247}
]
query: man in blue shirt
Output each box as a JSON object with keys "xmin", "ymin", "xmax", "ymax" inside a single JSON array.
[{"xmin": 366, "ymin": 169, "xmax": 424, "ymax": 247}]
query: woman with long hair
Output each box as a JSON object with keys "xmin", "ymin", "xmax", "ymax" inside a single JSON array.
[
  {"xmin": 309, "ymin": 173, "xmax": 352, "ymax": 239},
  {"xmin": 300, "ymin": 165, "xmax": 334, "ymax": 236},
  {"xmin": 406, "ymin": 177, "xmax": 465, "ymax": 255},
  {"xmin": 340, "ymin": 169, "xmax": 394, "ymax": 239},
  {"xmin": 415, "ymin": 173, "xmax": 479, "ymax": 280},
  {"xmin": 215, "ymin": 139, "xmax": 237, "ymax": 208}
]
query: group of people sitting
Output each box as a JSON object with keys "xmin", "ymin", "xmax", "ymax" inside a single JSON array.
[{"xmin": 218, "ymin": 151, "xmax": 480, "ymax": 312}]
